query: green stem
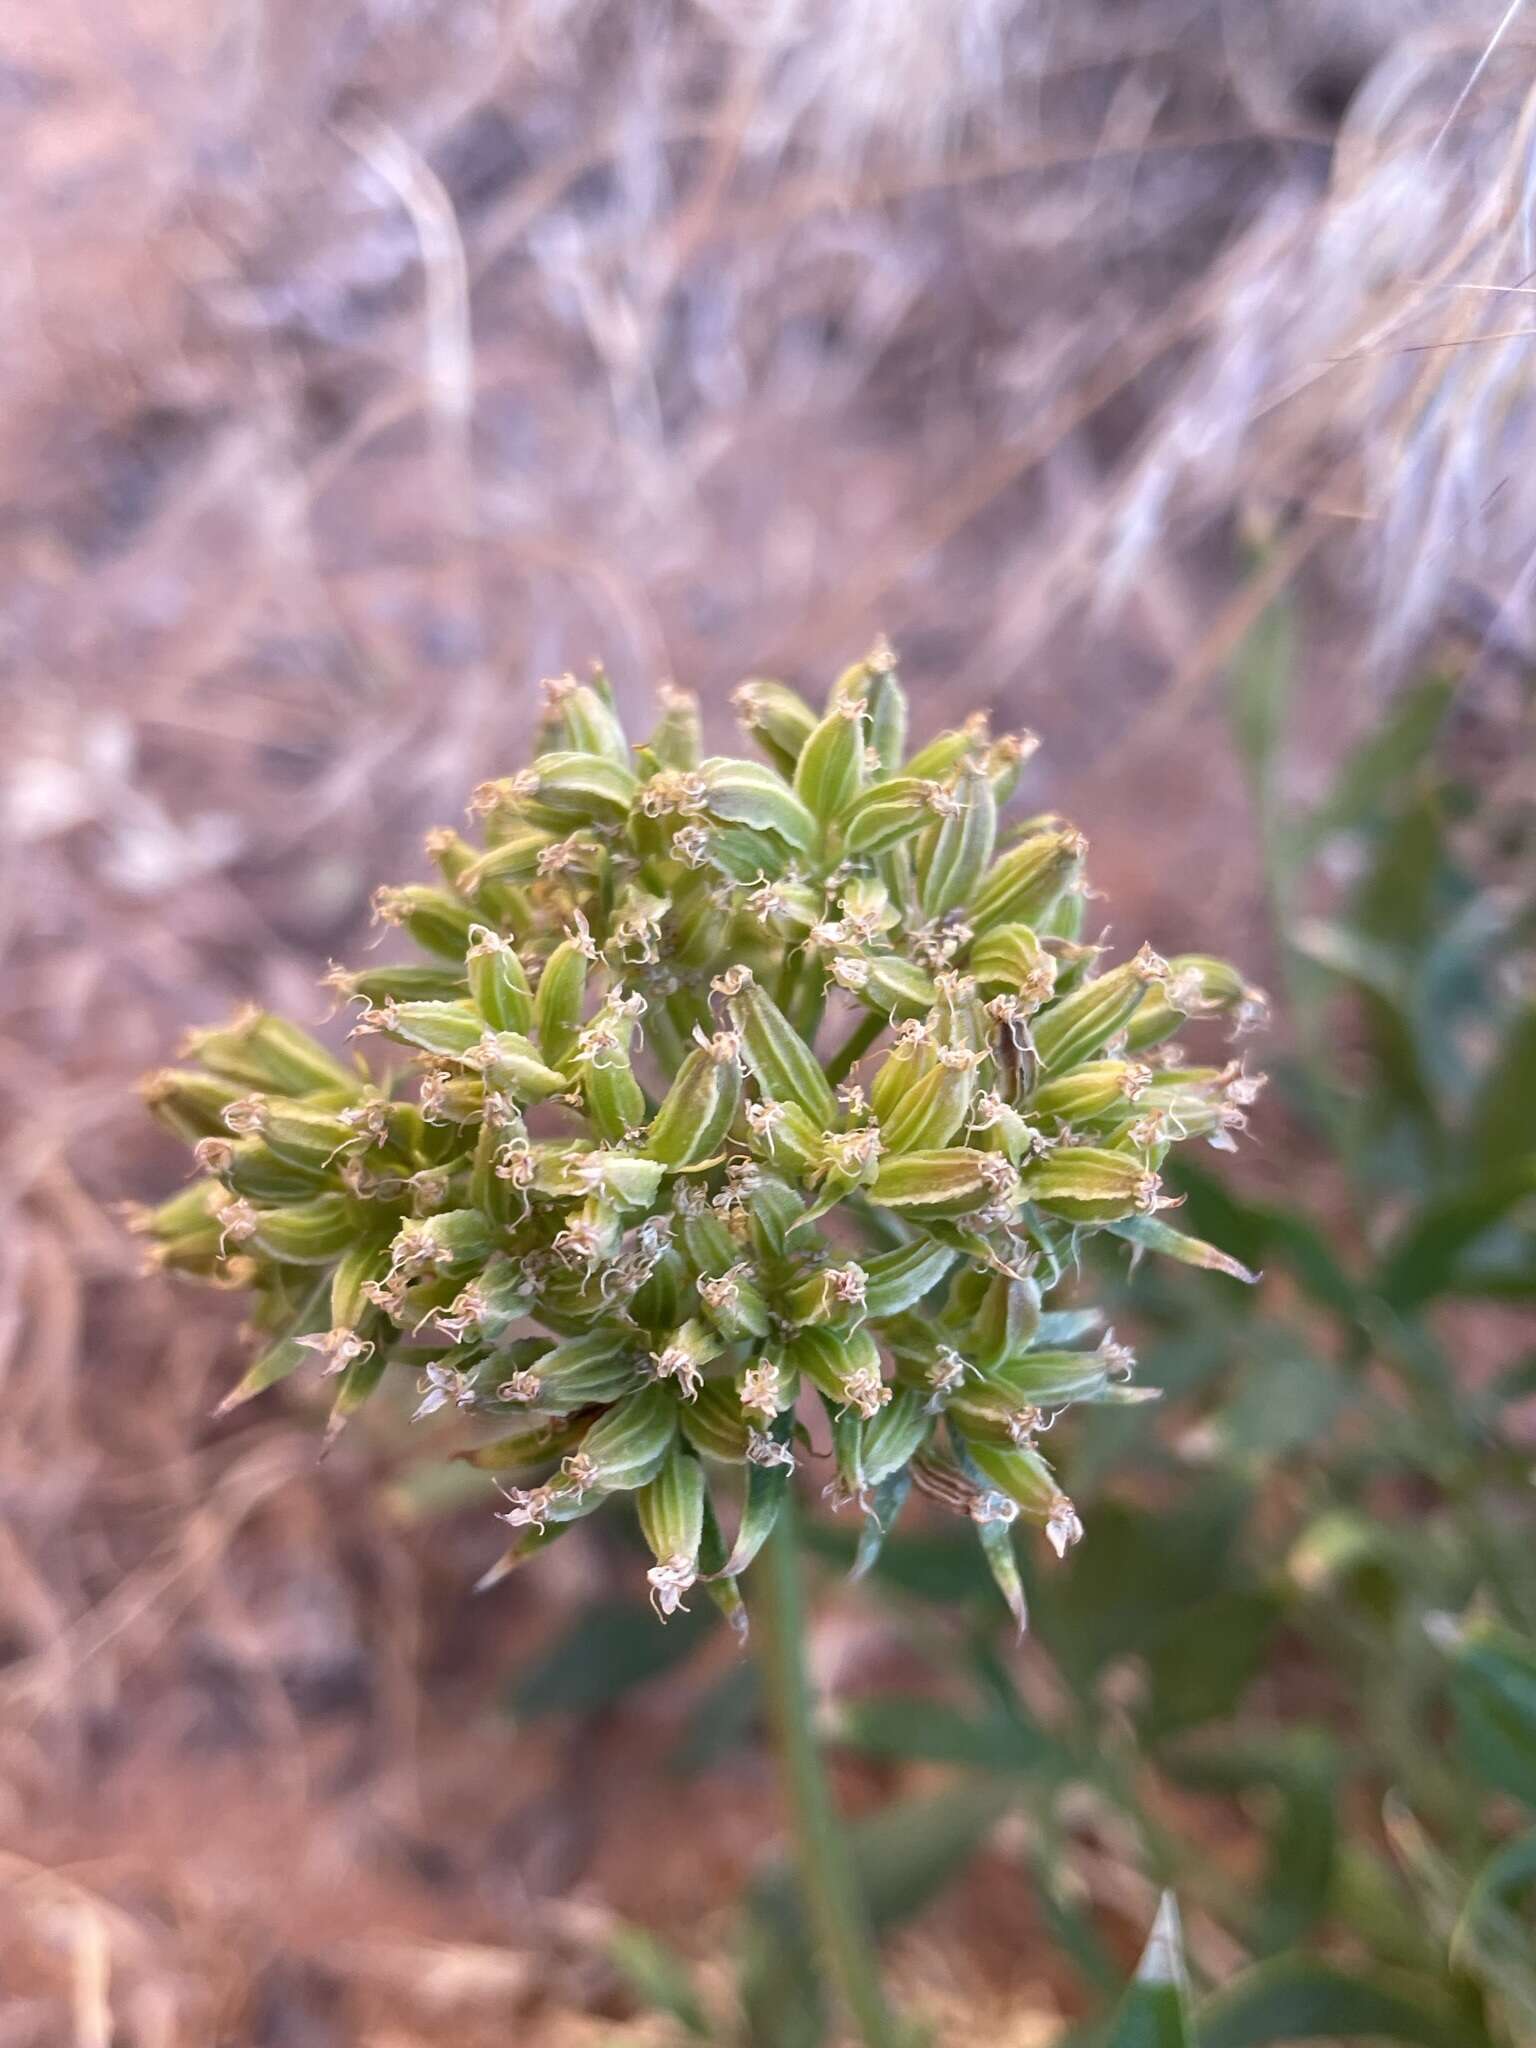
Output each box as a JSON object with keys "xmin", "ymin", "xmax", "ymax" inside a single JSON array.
[
  {"xmin": 752, "ymin": 1496, "xmax": 903, "ymax": 2048},
  {"xmin": 825, "ymin": 1008, "xmax": 887, "ymax": 1088}
]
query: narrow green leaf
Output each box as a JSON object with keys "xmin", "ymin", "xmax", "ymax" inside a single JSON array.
[{"xmin": 1105, "ymin": 1894, "xmax": 1193, "ymax": 2048}]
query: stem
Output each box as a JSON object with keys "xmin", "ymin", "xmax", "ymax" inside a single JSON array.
[
  {"xmin": 752, "ymin": 1495, "xmax": 902, "ymax": 2048},
  {"xmin": 824, "ymin": 1008, "xmax": 887, "ymax": 1087}
]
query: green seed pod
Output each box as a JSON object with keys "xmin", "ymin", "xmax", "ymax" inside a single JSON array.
[
  {"xmin": 533, "ymin": 937, "xmax": 589, "ymax": 1075},
  {"xmin": 544, "ymin": 674, "xmax": 630, "ymax": 765},
  {"xmin": 984, "ymin": 731, "xmax": 1039, "ymax": 806},
  {"xmin": 879, "ymin": 1046, "xmax": 981, "ymax": 1154},
  {"xmin": 786, "ymin": 1325, "xmax": 889, "ymax": 1416},
  {"xmin": 904, "ymin": 715, "xmax": 991, "ymax": 782},
  {"xmin": 860, "ymin": 1238, "xmax": 958, "ymax": 1317},
  {"xmin": 860, "ymin": 1388, "xmax": 930, "ymax": 1486},
  {"xmin": 470, "ymin": 1033, "xmax": 569, "ymax": 1102},
  {"xmin": 643, "ymin": 1036, "xmax": 744, "ymax": 1167},
  {"xmin": 697, "ymin": 758, "xmax": 818, "ymax": 858},
  {"xmin": 732, "ymin": 678, "xmax": 820, "ymax": 777},
  {"xmin": 784, "ymin": 1259, "xmax": 870, "ymax": 1328},
  {"xmin": 564, "ymin": 1383, "xmax": 678, "ymax": 1492},
  {"xmin": 576, "ymin": 993, "xmax": 649, "ymax": 1142},
  {"xmin": 953, "ymin": 1433, "xmax": 1081, "ymax": 1554},
  {"xmin": 678, "ymin": 1378, "xmax": 753, "ymax": 1462},
  {"xmin": 917, "ymin": 765, "xmax": 996, "ymax": 920},
  {"xmin": 465, "ymin": 927, "xmax": 534, "ymax": 1034},
  {"xmin": 636, "ymin": 1446, "xmax": 706, "ymax": 1614},
  {"xmin": 392, "ymin": 1208, "xmax": 495, "ymax": 1275},
  {"xmin": 1124, "ymin": 954, "xmax": 1271, "ymax": 1051},
  {"xmin": 519, "ymin": 751, "xmax": 637, "ymax": 827},
  {"xmin": 870, "ymin": 1029, "xmax": 936, "ymax": 1125},
  {"xmin": 195, "ymin": 1136, "xmax": 330, "ymax": 1206},
  {"xmin": 696, "ymin": 1261, "xmax": 771, "ymax": 1341},
  {"xmin": 1031, "ymin": 944, "xmax": 1168, "ymax": 1074},
  {"xmin": 460, "ymin": 1413, "xmax": 594, "ymax": 1475},
  {"xmin": 969, "ymin": 827, "xmax": 1087, "ymax": 934},
  {"xmin": 329, "ymin": 962, "xmax": 469, "ymax": 1007},
  {"xmin": 968, "ymin": 924, "xmax": 1056, "ymax": 1007},
  {"xmin": 840, "ymin": 778, "xmax": 939, "ymax": 859},
  {"xmin": 872, "ymin": 1149, "xmax": 1020, "ymax": 1221},
  {"xmin": 964, "ymin": 1272, "xmax": 1042, "ymax": 1371},
  {"xmin": 424, "ymin": 825, "xmax": 479, "ymax": 886},
  {"xmin": 985, "ymin": 1342, "xmax": 1126, "ymax": 1407},
  {"xmin": 181, "ymin": 1010, "xmax": 356, "ymax": 1097},
  {"xmin": 644, "ymin": 684, "xmax": 703, "ymax": 772},
  {"xmin": 1019, "ymin": 1145, "xmax": 1161, "ymax": 1223},
  {"xmin": 363, "ymin": 999, "xmax": 484, "ymax": 1059},
  {"xmin": 222, "ymin": 1096, "xmax": 366, "ymax": 1173},
  {"xmin": 141, "ymin": 1066, "xmax": 247, "ymax": 1142},
  {"xmin": 372, "ymin": 885, "xmax": 481, "ymax": 961},
  {"xmin": 678, "ymin": 1202, "xmax": 739, "ymax": 1275},
  {"xmin": 793, "ymin": 695, "xmax": 868, "ymax": 825},
  {"xmin": 857, "ymin": 954, "xmax": 940, "ymax": 1019},
  {"xmin": 245, "ymin": 1194, "xmax": 364, "ymax": 1266},
  {"xmin": 1033, "ymin": 1060, "xmax": 1152, "ymax": 1126},
  {"xmin": 860, "ymin": 644, "xmax": 908, "ymax": 777},
  {"xmin": 520, "ymin": 1330, "xmax": 645, "ymax": 1413},
  {"xmin": 745, "ymin": 1175, "xmax": 808, "ymax": 1264},
  {"xmin": 724, "ymin": 970, "xmax": 839, "ymax": 1128},
  {"xmin": 459, "ymin": 827, "xmax": 561, "ymax": 896}
]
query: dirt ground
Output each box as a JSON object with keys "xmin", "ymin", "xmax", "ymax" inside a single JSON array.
[{"xmin": 2, "ymin": 3, "xmax": 1527, "ymax": 2041}]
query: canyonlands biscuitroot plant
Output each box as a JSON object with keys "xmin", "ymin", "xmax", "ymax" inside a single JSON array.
[
  {"xmin": 139, "ymin": 645, "xmax": 1264, "ymax": 1625},
  {"xmin": 137, "ymin": 647, "xmax": 1263, "ymax": 2043}
]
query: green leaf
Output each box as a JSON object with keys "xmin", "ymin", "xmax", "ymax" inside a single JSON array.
[
  {"xmin": 1465, "ymin": 1004, "xmax": 1536, "ymax": 1182},
  {"xmin": 1199, "ymin": 1960, "xmax": 1473, "ymax": 2048},
  {"xmin": 835, "ymin": 1696, "xmax": 1065, "ymax": 1779},
  {"xmin": 1307, "ymin": 676, "xmax": 1454, "ymax": 844},
  {"xmin": 1111, "ymin": 1214, "xmax": 1260, "ymax": 1286},
  {"xmin": 607, "ymin": 1924, "xmax": 712, "ymax": 2038},
  {"xmin": 1165, "ymin": 1733, "xmax": 1338, "ymax": 1953},
  {"xmin": 1377, "ymin": 1162, "xmax": 1536, "ymax": 1308},
  {"xmin": 1105, "ymin": 1894, "xmax": 1193, "ymax": 2048},
  {"xmin": 1444, "ymin": 1618, "xmax": 1536, "ymax": 1808},
  {"xmin": 508, "ymin": 1595, "xmax": 713, "ymax": 1719},
  {"xmin": 1451, "ymin": 1826, "xmax": 1536, "ymax": 1995}
]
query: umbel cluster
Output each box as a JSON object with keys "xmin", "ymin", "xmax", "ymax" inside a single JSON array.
[{"xmin": 137, "ymin": 650, "xmax": 1265, "ymax": 1628}]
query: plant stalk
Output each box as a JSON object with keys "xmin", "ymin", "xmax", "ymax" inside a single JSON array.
[{"xmin": 752, "ymin": 1495, "xmax": 902, "ymax": 2048}]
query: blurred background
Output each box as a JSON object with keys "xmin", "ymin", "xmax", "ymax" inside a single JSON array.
[{"xmin": 3, "ymin": 3, "xmax": 1534, "ymax": 2043}]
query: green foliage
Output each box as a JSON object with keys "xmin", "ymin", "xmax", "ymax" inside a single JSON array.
[
  {"xmin": 137, "ymin": 649, "xmax": 1264, "ymax": 1627},
  {"xmin": 801, "ymin": 619, "xmax": 1536, "ymax": 2043}
]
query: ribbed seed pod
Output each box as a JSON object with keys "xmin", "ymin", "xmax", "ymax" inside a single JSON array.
[
  {"xmin": 636, "ymin": 1445, "xmax": 706, "ymax": 1614},
  {"xmin": 969, "ymin": 827, "xmax": 1087, "ymax": 933},
  {"xmin": 1031, "ymin": 944, "xmax": 1169, "ymax": 1074},
  {"xmin": 1020, "ymin": 1146, "xmax": 1161, "ymax": 1223},
  {"xmin": 697, "ymin": 758, "xmax": 818, "ymax": 857},
  {"xmin": 732, "ymin": 678, "xmax": 819, "ymax": 776},
  {"xmin": 878, "ymin": 1046, "xmax": 981, "ymax": 1153},
  {"xmin": 643, "ymin": 1038, "xmax": 744, "ymax": 1167},
  {"xmin": 533, "ymin": 938, "xmax": 589, "ymax": 1075},
  {"xmin": 860, "ymin": 1239, "xmax": 957, "ymax": 1317},
  {"xmin": 147, "ymin": 650, "xmax": 1257, "ymax": 1623},
  {"xmin": 968, "ymin": 924, "xmax": 1056, "ymax": 1006},
  {"xmin": 725, "ymin": 971, "xmax": 839, "ymax": 1128},
  {"xmin": 917, "ymin": 764, "xmax": 996, "ymax": 920},
  {"xmin": 794, "ymin": 696, "xmax": 868, "ymax": 825}
]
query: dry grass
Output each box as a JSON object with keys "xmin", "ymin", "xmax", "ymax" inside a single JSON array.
[{"xmin": 1, "ymin": 2, "xmax": 1528, "ymax": 2040}]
